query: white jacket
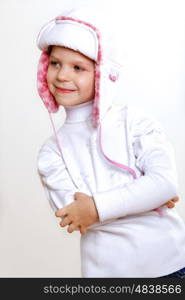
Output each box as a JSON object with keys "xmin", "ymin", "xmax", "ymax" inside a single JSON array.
[{"xmin": 37, "ymin": 101, "xmax": 185, "ymax": 277}]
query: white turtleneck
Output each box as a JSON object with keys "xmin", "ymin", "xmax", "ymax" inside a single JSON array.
[
  {"xmin": 61, "ymin": 99, "xmax": 119, "ymax": 197},
  {"xmin": 64, "ymin": 100, "xmax": 93, "ymax": 123},
  {"xmin": 38, "ymin": 102, "xmax": 185, "ymax": 278}
]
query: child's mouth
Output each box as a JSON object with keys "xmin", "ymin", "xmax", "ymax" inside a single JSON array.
[{"xmin": 56, "ymin": 87, "xmax": 76, "ymax": 94}]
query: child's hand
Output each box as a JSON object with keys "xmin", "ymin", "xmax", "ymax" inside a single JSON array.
[
  {"xmin": 165, "ymin": 196, "xmax": 179, "ymax": 208},
  {"xmin": 55, "ymin": 192, "xmax": 99, "ymax": 235}
]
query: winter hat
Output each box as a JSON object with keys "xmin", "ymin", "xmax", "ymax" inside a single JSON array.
[
  {"xmin": 37, "ymin": 17, "xmax": 99, "ymax": 61},
  {"xmin": 36, "ymin": 7, "xmax": 122, "ymax": 127}
]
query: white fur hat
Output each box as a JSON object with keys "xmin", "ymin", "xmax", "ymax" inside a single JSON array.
[
  {"xmin": 37, "ymin": 18, "xmax": 99, "ymax": 61},
  {"xmin": 36, "ymin": 7, "xmax": 122, "ymax": 127}
]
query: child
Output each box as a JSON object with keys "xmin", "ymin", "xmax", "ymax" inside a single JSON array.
[{"xmin": 36, "ymin": 7, "xmax": 185, "ymax": 277}]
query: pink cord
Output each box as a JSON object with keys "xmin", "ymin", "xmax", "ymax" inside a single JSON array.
[{"xmin": 98, "ymin": 124, "xmax": 137, "ymax": 179}]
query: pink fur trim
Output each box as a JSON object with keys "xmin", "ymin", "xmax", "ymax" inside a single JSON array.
[{"xmin": 37, "ymin": 51, "xmax": 59, "ymax": 113}]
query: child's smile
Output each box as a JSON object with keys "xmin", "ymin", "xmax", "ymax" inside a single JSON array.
[
  {"xmin": 55, "ymin": 87, "xmax": 76, "ymax": 94},
  {"xmin": 47, "ymin": 46, "xmax": 95, "ymax": 107}
]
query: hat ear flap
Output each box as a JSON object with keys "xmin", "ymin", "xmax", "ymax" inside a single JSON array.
[{"xmin": 37, "ymin": 51, "xmax": 59, "ymax": 113}]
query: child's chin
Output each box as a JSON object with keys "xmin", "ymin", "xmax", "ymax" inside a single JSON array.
[
  {"xmin": 60, "ymin": 98, "xmax": 88, "ymax": 106},
  {"xmin": 56, "ymin": 100, "xmax": 83, "ymax": 107}
]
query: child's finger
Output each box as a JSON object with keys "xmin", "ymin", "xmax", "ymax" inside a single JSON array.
[
  {"xmin": 67, "ymin": 223, "xmax": 76, "ymax": 233},
  {"xmin": 166, "ymin": 201, "xmax": 175, "ymax": 208},
  {"xmin": 74, "ymin": 192, "xmax": 86, "ymax": 200},
  {"xmin": 60, "ymin": 216, "xmax": 71, "ymax": 227},
  {"xmin": 79, "ymin": 226, "xmax": 87, "ymax": 235},
  {"xmin": 55, "ymin": 208, "xmax": 67, "ymax": 217},
  {"xmin": 171, "ymin": 196, "xmax": 179, "ymax": 203}
]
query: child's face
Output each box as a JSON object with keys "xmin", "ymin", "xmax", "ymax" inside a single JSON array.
[{"xmin": 47, "ymin": 46, "xmax": 95, "ymax": 107}]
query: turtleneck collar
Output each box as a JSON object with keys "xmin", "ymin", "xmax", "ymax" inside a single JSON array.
[{"xmin": 64, "ymin": 100, "xmax": 93, "ymax": 123}]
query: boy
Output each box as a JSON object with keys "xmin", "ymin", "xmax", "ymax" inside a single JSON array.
[{"xmin": 37, "ymin": 8, "xmax": 185, "ymax": 277}]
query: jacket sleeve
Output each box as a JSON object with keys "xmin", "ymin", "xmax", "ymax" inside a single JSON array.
[
  {"xmin": 37, "ymin": 139, "xmax": 79, "ymax": 212},
  {"xmin": 92, "ymin": 112, "xmax": 179, "ymax": 222}
]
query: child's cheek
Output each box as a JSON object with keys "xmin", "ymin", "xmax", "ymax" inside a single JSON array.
[
  {"xmin": 46, "ymin": 71, "xmax": 53, "ymax": 93},
  {"xmin": 46, "ymin": 70, "xmax": 50, "ymax": 85}
]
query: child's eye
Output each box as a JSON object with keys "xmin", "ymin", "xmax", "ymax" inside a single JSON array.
[
  {"xmin": 50, "ymin": 61, "xmax": 60, "ymax": 67},
  {"xmin": 74, "ymin": 65, "xmax": 84, "ymax": 71}
]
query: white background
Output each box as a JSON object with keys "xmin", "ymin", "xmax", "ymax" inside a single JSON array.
[{"xmin": 0, "ymin": 0, "xmax": 185, "ymax": 277}]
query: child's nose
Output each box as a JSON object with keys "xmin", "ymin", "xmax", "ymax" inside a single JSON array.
[{"xmin": 57, "ymin": 67, "xmax": 71, "ymax": 81}]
